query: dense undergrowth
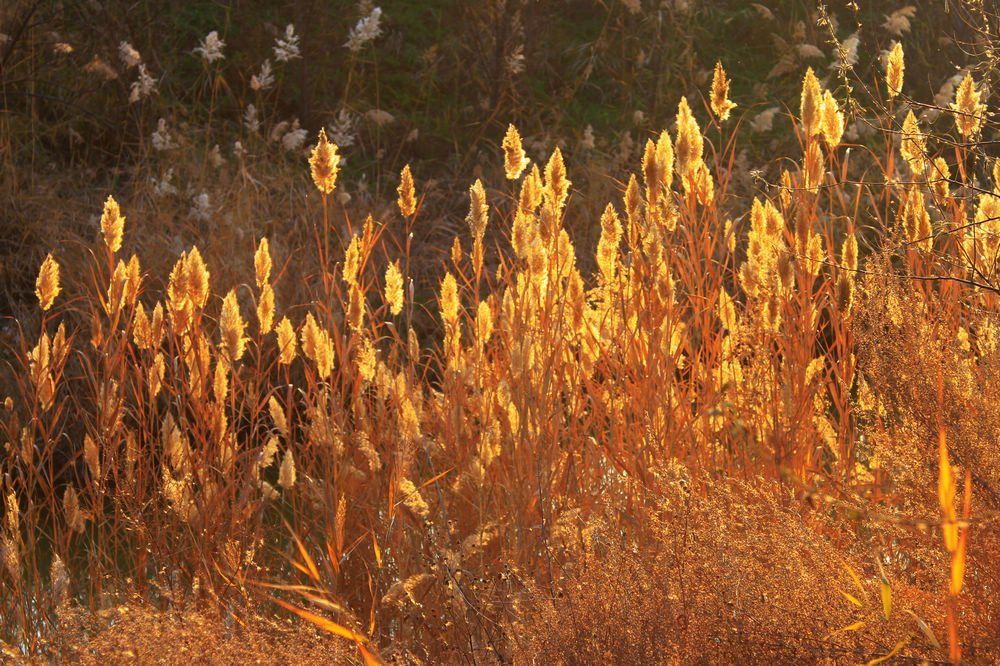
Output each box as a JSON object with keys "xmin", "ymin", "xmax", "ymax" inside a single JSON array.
[{"xmin": 2, "ymin": 1, "xmax": 1000, "ymax": 663}]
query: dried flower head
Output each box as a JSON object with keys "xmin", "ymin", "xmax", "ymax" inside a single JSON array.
[
  {"xmin": 254, "ymin": 238, "xmax": 272, "ymax": 289},
  {"xmin": 800, "ymin": 67, "xmax": 822, "ymax": 138},
  {"xmin": 220, "ymin": 289, "xmax": 246, "ymax": 363},
  {"xmin": 97, "ymin": 195, "xmax": 125, "ymax": 254},
  {"xmin": 257, "ymin": 284, "xmax": 275, "ymax": 335},
  {"xmin": 467, "ymin": 179, "xmax": 489, "ymax": 238},
  {"xmin": 398, "ymin": 164, "xmax": 416, "ymax": 217},
  {"xmin": 36, "ymin": 253, "xmax": 60, "ymax": 311},
  {"xmin": 310, "ymin": 128, "xmax": 340, "ymax": 195},
  {"xmin": 278, "ymin": 449, "xmax": 296, "ymax": 489},
  {"xmin": 950, "ymin": 72, "xmax": 987, "ymax": 139},
  {"xmin": 674, "ymin": 96, "xmax": 703, "ymax": 177},
  {"xmin": 900, "ymin": 110, "xmax": 926, "ymax": 176},
  {"xmin": 820, "ymin": 90, "xmax": 844, "ymax": 149},
  {"xmin": 193, "ymin": 30, "xmax": 225, "ymax": 63},
  {"xmin": 385, "ymin": 261, "xmax": 404, "ymax": 316},
  {"xmin": 886, "ymin": 42, "xmax": 904, "ymax": 99},
  {"xmin": 276, "ymin": 316, "xmax": 297, "ymax": 365},
  {"xmin": 710, "ymin": 61, "xmax": 737, "ymax": 122},
  {"xmin": 274, "ymin": 24, "xmax": 301, "ymax": 62},
  {"xmin": 345, "ymin": 6, "xmax": 383, "ymax": 52},
  {"xmin": 502, "ymin": 124, "xmax": 529, "ymax": 180}
]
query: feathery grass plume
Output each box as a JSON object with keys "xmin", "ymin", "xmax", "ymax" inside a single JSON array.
[
  {"xmin": 842, "ymin": 232, "xmax": 858, "ymax": 273},
  {"xmin": 476, "ymin": 300, "xmax": 493, "ymax": 345},
  {"xmin": 213, "ymin": 360, "xmax": 228, "ymax": 401},
  {"xmin": 802, "ymin": 140, "xmax": 824, "ymax": 193},
  {"xmin": 543, "ymin": 148, "xmax": 570, "ymax": 217},
  {"xmin": 718, "ymin": 288, "xmax": 737, "ymax": 331},
  {"xmin": 398, "ymin": 393, "xmax": 421, "ymax": 443},
  {"xmin": 278, "ymin": 449, "xmax": 296, "ymax": 489},
  {"xmin": 710, "ymin": 61, "xmax": 737, "ymax": 121},
  {"xmin": 310, "ymin": 128, "xmax": 340, "ymax": 194},
  {"xmin": 107, "ymin": 259, "xmax": 128, "ymax": 315},
  {"xmin": 950, "ymin": 72, "xmax": 986, "ymax": 139},
  {"xmin": 63, "ymin": 486, "xmax": 85, "ymax": 533},
  {"xmin": 597, "ymin": 203, "xmax": 622, "ymax": 284},
  {"xmin": 900, "ymin": 110, "xmax": 926, "ymax": 176},
  {"xmin": 885, "ymin": 41, "xmax": 904, "ymax": 99},
  {"xmin": 254, "ymin": 238, "xmax": 272, "ymax": 289},
  {"xmin": 902, "ymin": 187, "xmax": 932, "ymax": 251},
  {"xmin": 257, "ymin": 284, "xmax": 275, "ymax": 335},
  {"xmin": 149, "ymin": 353, "xmax": 164, "ymax": 400},
  {"xmin": 820, "ymin": 90, "xmax": 844, "ymax": 149},
  {"xmin": 124, "ymin": 255, "xmax": 141, "ymax": 307},
  {"xmin": 384, "ymin": 261, "xmax": 404, "ymax": 316},
  {"xmin": 779, "ymin": 169, "xmax": 793, "ymax": 209},
  {"xmin": 185, "ymin": 247, "xmax": 210, "ymax": 309},
  {"xmin": 519, "ymin": 164, "xmax": 543, "ymax": 215},
  {"xmin": 439, "ymin": 272, "xmax": 459, "ymax": 326},
  {"xmin": 674, "ymin": 96, "xmax": 703, "ymax": 178},
  {"xmin": 347, "ymin": 281, "xmax": 365, "ymax": 332},
  {"xmin": 502, "ymin": 124, "xmax": 529, "ymax": 180},
  {"xmin": 467, "ymin": 179, "xmax": 489, "ymax": 238},
  {"xmin": 36, "ymin": 253, "xmax": 60, "ymax": 311},
  {"xmin": 355, "ymin": 334, "xmax": 376, "ymax": 382},
  {"xmin": 134, "ymin": 310, "xmax": 155, "ymax": 353},
  {"xmin": 398, "ymin": 477, "xmax": 430, "ymax": 519},
  {"xmin": 800, "ymin": 67, "xmax": 822, "ymax": 138},
  {"xmin": 343, "ymin": 235, "xmax": 361, "ymax": 286},
  {"xmin": 806, "ymin": 234, "xmax": 824, "ymax": 276},
  {"xmin": 398, "ymin": 164, "xmax": 416, "ymax": 217},
  {"xmin": 275, "ymin": 316, "xmax": 297, "ymax": 365},
  {"xmin": 220, "ymin": 289, "xmax": 246, "ymax": 363},
  {"xmin": 100, "ymin": 195, "xmax": 125, "ymax": 254},
  {"xmin": 84, "ymin": 434, "xmax": 100, "ymax": 484}
]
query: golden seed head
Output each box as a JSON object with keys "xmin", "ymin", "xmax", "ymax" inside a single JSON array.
[
  {"xmin": 276, "ymin": 316, "xmax": 297, "ymax": 365},
  {"xmin": 257, "ymin": 283, "xmax": 275, "ymax": 335},
  {"xmin": 502, "ymin": 124, "xmax": 529, "ymax": 180},
  {"xmin": 467, "ymin": 179, "xmax": 489, "ymax": 238},
  {"xmin": 596, "ymin": 203, "xmax": 621, "ymax": 284},
  {"xmin": 931, "ymin": 157, "xmax": 950, "ymax": 200},
  {"xmin": 310, "ymin": 128, "xmax": 340, "ymax": 195},
  {"xmin": 278, "ymin": 449, "xmax": 296, "ymax": 489},
  {"xmin": 842, "ymin": 232, "xmax": 858, "ymax": 273},
  {"xmin": 185, "ymin": 247, "xmax": 210, "ymax": 309},
  {"xmin": 800, "ymin": 67, "xmax": 822, "ymax": 138},
  {"xmin": 219, "ymin": 288, "xmax": 246, "ymax": 364},
  {"xmin": 476, "ymin": 300, "xmax": 493, "ymax": 345},
  {"xmin": 440, "ymin": 272, "xmax": 459, "ymax": 326},
  {"xmin": 384, "ymin": 261, "xmax": 404, "ymax": 316},
  {"xmin": 36, "ymin": 253, "xmax": 61, "ymax": 311},
  {"xmin": 254, "ymin": 237, "xmax": 272, "ymax": 289},
  {"xmin": 100, "ymin": 195, "xmax": 125, "ymax": 254},
  {"xmin": 347, "ymin": 281, "xmax": 365, "ymax": 332},
  {"xmin": 343, "ymin": 235, "xmax": 361, "ymax": 286},
  {"xmin": 133, "ymin": 305, "xmax": 152, "ymax": 349},
  {"xmin": 124, "ymin": 255, "xmax": 141, "ymax": 307},
  {"xmin": 950, "ymin": 72, "xmax": 986, "ymax": 139},
  {"xmin": 674, "ymin": 96, "xmax": 703, "ymax": 177},
  {"xmin": 802, "ymin": 140, "xmax": 824, "ymax": 193},
  {"xmin": 820, "ymin": 90, "xmax": 844, "ymax": 149},
  {"xmin": 213, "ymin": 359, "xmax": 229, "ymax": 401},
  {"xmin": 543, "ymin": 148, "xmax": 570, "ymax": 215},
  {"xmin": 519, "ymin": 164, "xmax": 543, "ymax": 215},
  {"xmin": 710, "ymin": 61, "xmax": 737, "ymax": 122},
  {"xmin": 398, "ymin": 164, "xmax": 416, "ymax": 217},
  {"xmin": 355, "ymin": 334, "xmax": 376, "ymax": 382},
  {"xmin": 886, "ymin": 42, "xmax": 904, "ymax": 99},
  {"xmin": 900, "ymin": 110, "xmax": 926, "ymax": 175}
]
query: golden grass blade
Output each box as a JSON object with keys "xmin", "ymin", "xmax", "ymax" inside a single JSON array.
[
  {"xmin": 903, "ymin": 609, "xmax": 942, "ymax": 651},
  {"xmin": 865, "ymin": 638, "xmax": 908, "ymax": 665},
  {"xmin": 875, "ymin": 558, "xmax": 891, "ymax": 620},
  {"xmin": 372, "ymin": 533, "xmax": 382, "ymax": 568},
  {"xmin": 271, "ymin": 596, "xmax": 367, "ymax": 643},
  {"xmin": 840, "ymin": 590, "xmax": 863, "ymax": 608},
  {"xmin": 418, "ymin": 467, "xmax": 454, "ymax": 491},
  {"xmin": 844, "ymin": 562, "xmax": 865, "ymax": 596},
  {"xmin": 823, "ymin": 620, "xmax": 865, "ymax": 641}
]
